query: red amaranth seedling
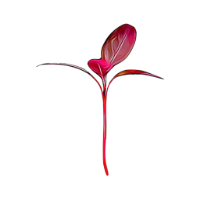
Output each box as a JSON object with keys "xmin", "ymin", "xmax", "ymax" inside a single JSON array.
[{"xmin": 37, "ymin": 24, "xmax": 163, "ymax": 176}]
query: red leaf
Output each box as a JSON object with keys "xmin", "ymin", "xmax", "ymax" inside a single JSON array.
[
  {"xmin": 88, "ymin": 24, "xmax": 137, "ymax": 78},
  {"xmin": 106, "ymin": 69, "xmax": 160, "ymax": 95},
  {"xmin": 87, "ymin": 59, "xmax": 111, "ymax": 76}
]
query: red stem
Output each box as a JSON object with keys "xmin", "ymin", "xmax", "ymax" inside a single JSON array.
[
  {"xmin": 102, "ymin": 90, "xmax": 109, "ymax": 176},
  {"xmin": 100, "ymin": 73, "xmax": 109, "ymax": 176}
]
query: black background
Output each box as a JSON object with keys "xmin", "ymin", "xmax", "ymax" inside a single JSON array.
[{"xmin": 9, "ymin": 5, "xmax": 172, "ymax": 180}]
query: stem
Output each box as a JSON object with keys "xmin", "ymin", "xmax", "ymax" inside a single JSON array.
[
  {"xmin": 102, "ymin": 76, "xmax": 109, "ymax": 177},
  {"xmin": 102, "ymin": 92, "xmax": 109, "ymax": 177}
]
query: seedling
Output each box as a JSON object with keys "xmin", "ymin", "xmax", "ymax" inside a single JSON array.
[{"xmin": 37, "ymin": 24, "xmax": 163, "ymax": 176}]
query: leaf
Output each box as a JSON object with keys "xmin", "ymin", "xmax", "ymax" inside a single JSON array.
[
  {"xmin": 112, "ymin": 70, "xmax": 163, "ymax": 79},
  {"xmin": 106, "ymin": 69, "xmax": 160, "ymax": 96},
  {"xmin": 102, "ymin": 24, "xmax": 137, "ymax": 71},
  {"xmin": 87, "ymin": 59, "xmax": 111, "ymax": 77}
]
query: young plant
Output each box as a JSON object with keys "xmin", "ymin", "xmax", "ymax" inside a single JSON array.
[{"xmin": 37, "ymin": 24, "xmax": 163, "ymax": 176}]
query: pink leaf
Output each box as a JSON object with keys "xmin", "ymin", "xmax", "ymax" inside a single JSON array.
[
  {"xmin": 87, "ymin": 59, "xmax": 111, "ymax": 77},
  {"xmin": 88, "ymin": 24, "xmax": 137, "ymax": 78}
]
